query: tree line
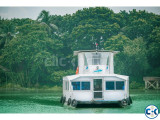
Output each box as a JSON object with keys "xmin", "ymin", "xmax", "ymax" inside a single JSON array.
[{"xmin": 0, "ymin": 7, "xmax": 160, "ymax": 89}]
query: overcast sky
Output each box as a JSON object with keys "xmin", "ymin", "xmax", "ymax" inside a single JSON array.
[{"xmin": 0, "ymin": 7, "xmax": 160, "ymax": 20}]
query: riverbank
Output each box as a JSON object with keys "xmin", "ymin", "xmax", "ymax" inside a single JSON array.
[
  {"xmin": 0, "ymin": 83, "xmax": 62, "ymax": 92},
  {"xmin": 0, "ymin": 81, "xmax": 145, "ymax": 92},
  {"xmin": 0, "ymin": 86, "xmax": 145, "ymax": 92}
]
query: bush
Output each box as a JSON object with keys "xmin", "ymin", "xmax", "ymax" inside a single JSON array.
[
  {"xmin": 48, "ymin": 85, "xmax": 62, "ymax": 91},
  {"xmin": 42, "ymin": 85, "xmax": 50, "ymax": 89},
  {"xmin": 50, "ymin": 69, "xmax": 75, "ymax": 86},
  {"xmin": 0, "ymin": 83, "xmax": 23, "ymax": 91},
  {"xmin": 4, "ymin": 83, "xmax": 22, "ymax": 89},
  {"xmin": 130, "ymin": 81, "xmax": 144, "ymax": 89}
]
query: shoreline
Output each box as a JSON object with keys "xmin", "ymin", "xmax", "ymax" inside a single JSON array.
[
  {"xmin": 0, "ymin": 87, "xmax": 149, "ymax": 92},
  {"xmin": 0, "ymin": 86, "xmax": 62, "ymax": 92}
]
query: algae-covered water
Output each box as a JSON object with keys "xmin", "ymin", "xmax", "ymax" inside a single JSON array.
[{"xmin": 0, "ymin": 89, "xmax": 160, "ymax": 113}]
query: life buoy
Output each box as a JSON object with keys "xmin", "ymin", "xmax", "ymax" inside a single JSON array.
[
  {"xmin": 119, "ymin": 99, "xmax": 128, "ymax": 107},
  {"xmin": 67, "ymin": 98, "xmax": 72, "ymax": 105},
  {"xmin": 71, "ymin": 99, "xmax": 78, "ymax": 107},
  {"xmin": 62, "ymin": 97, "xmax": 66, "ymax": 105},
  {"xmin": 76, "ymin": 67, "xmax": 79, "ymax": 74}
]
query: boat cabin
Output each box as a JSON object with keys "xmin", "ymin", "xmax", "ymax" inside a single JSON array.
[{"xmin": 61, "ymin": 50, "xmax": 132, "ymax": 107}]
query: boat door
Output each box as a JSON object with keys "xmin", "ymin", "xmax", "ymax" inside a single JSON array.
[{"xmin": 93, "ymin": 79, "xmax": 103, "ymax": 99}]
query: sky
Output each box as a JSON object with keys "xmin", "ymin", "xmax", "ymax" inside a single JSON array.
[{"xmin": 0, "ymin": 7, "xmax": 160, "ymax": 20}]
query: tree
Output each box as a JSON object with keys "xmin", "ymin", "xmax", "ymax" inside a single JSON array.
[
  {"xmin": 50, "ymin": 70, "xmax": 75, "ymax": 86},
  {"xmin": 115, "ymin": 37, "xmax": 149, "ymax": 83},
  {"xmin": 37, "ymin": 10, "xmax": 58, "ymax": 35},
  {"xmin": 68, "ymin": 7, "xmax": 121, "ymax": 50},
  {"xmin": 122, "ymin": 19, "xmax": 153, "ymax": 40},
  {"xmin": 0, "ymin": 20, "xmax": 15, "ymax": 49},
  {"xmin": 148, "ymin": 27, "xmax": 160, "ymax": 68},
  {"xmin": 104, "ymin": 34, "xmax": 130, "ymax": 51},
  {"xmin": 37, "ymin": 10, "xmax": 50, "ymax": 25},
  {"xmin": 0, "ymin": 23, "xmax": 63, "ymax": 87}
]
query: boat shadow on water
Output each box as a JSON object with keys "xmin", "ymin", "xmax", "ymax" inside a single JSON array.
[{"xmin": 75, "ymin": 103, "xmax": 122, "ymax": 108}]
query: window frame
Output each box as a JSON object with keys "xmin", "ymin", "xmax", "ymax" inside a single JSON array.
[
  {"xmin": 105, "ymin": 80, "xmax": 125, "ymax": 91},
  {"xmin": 105, "ymin": 81, "xmax": 115, "ymax": 90},
  {"xmin": 72, "ymin": 81, "xmax": 81, "ymax": 90},
  {"xmin": 71, "ymin": 81, "xmax": 91, "ymax": 91},
  {"xmin": 115, "ymin": 81, "xmax": 125, "ymax": 90},
  {"xmin": 81, "ymin": 81, "xmax": 91, "ymax": 90},
  {"xmin": 92, "ymin": 53, "xmax": 101, "ymax": 65},
  {"xmin": 64, "ymin": 81, "xmax": 69, "ymax": 91}
]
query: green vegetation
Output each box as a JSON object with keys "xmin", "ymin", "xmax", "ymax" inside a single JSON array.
[
  {"xmin": 0, "ymin": 7, "xmax": 160, "ymax": 90},
  {"xmin": 0, "ymin": 83, "xmax": 62, "ymax": 91}
]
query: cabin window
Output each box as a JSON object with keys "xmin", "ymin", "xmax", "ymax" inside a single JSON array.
[
  {"xmin": 92, "ymin": 53, "xmax": 101, "ymax": 65},
  {"xmin": 116, "ymin": 81, "xmax": 125, "ymax": 90},
  {"xmin": 84, "ymin": 55, "xmax": 88, "ymax": 66},
  {"xmin": 65, "ymin": 81, "xmax": 69, "ymax": 90},
  {"xmin": 85, "ymin": 52, "xmax": 109, "ymax": 65},
  {"xmin": 106, "ymin": 81, "xmax": 115, "ymax": 90},
  {"xmin": 81, "ymin": 82, "xmax": 90, "ymax": 90},
  {"xmin": 72, "ymin": 82, "xmax": 80, "ymax": 90}
]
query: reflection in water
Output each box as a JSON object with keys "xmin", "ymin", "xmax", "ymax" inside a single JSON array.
[
  {"xmin": 0, "ymin": 90, "xmax": 160, "ymax": 113},
  {"xmin": 77, "ymin": 103, "xmax": 120, "ymax": 108}
]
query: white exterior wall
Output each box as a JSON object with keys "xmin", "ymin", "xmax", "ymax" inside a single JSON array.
[
  {"xmin": 103, "ymin": 76, "xmax": 128, "ymax": 101},
  {"xmin": 63, "ymin": 76, "xmax": 129, "ymax": 102},
  {"xmin": 70, "ymin": 77, "xmax": 93, "ymax": 101},
  {"xmin": 62, "ymin": 80, "xmax": 70, "ymax": 100},
  {"xmin": 77, "ymin": 52, "xmax": 114, "ymax": 75},
  {"xmin": 127, "ymin": 77, "xmax": 129, "ymax": 98},
  {"xmin": 78, "ymin": 53, "xmax": 84, "ymax": 74},
  {"xmin": 109, "ymin": 53, "xmax": 114, "ymax": 74}
]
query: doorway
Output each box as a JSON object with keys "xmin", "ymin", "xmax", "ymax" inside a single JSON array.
[{"xmin": 93, "ymin": 79, "xmax": 103, "ymax": 99}]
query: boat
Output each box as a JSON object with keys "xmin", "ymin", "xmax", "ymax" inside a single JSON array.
[{"xmin": 60, "ymin": 49, "xmax": 132, "ymax": 107}]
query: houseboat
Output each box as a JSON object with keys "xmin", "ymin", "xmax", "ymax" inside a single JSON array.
[{"xmin": 60, "ymin": 50, "xmax": 132, "ymax": 107}]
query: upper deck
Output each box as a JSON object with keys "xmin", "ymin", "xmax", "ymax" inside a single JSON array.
[{"xmin": 74, "ymin": 50, "xmax": 119, "ymax": 74}]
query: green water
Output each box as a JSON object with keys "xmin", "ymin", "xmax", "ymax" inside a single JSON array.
[{"xmin": 0, "ymin": 90, "xmax": 160, "ymax": 113}]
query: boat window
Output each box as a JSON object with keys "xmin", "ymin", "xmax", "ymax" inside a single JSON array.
[
  {"xmin": 107, "ymin": 56, "xmax": 109, "ymax": 66},
  {"xmin": 72, "ymin": 82, "xmax": 80, "ymax": 90},
  {"xmin": 84, "ymin": 55, "xmax": 88, "ymax": 66},
  {"xmin": 65, "ymin": 81, "xmax": 67, "ymax": 90},
  {"xmin": 65, "ymin": 81, "xmax": 69, "ymax": 90},
  {"xmin": 92, "ymin": 53, "xmax": 101, "ymax": 65},
  {"xmin": 84, "ymin": 52, "xmax": 109, "ymax": 65},
  {"xmin": 106, "ymin": 81, "xmax": 115, "ymax": 90},
  {"xmin": 81, "ymin": 82, "xmax": 90, "ymax": 90},
  {"xmin": 67, "ymin": 82, "xmax": 69, "ymax": 90},
  {"xmin": 116, "ymin": 81, "xmax": 125, "ymax": 90}
]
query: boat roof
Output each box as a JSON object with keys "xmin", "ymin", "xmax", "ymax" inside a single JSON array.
[
  {"xmin": 74, "ymin": 50, "xmax": 119, "ymax": 55},
  {"xmin": 63, "ymin": 74, "xmax": 129, "ymax": 81}
]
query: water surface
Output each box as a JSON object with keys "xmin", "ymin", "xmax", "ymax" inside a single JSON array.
[{"xmin": 0, "ymin": 89, "xmax": 160, "ymax": 113}]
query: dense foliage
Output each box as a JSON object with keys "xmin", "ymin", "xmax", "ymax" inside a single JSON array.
[{"xmin": 0, "ymin": 7, "xmax": 160, "ymax": 89}]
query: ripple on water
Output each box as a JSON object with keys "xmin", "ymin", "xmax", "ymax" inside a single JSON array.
[{"xmin": 0, "ymin": 90, "xmax": 160, "ymax": 113}]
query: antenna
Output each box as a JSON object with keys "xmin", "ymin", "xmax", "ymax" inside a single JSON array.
[{"xmin": 96, "ymin": 43, "xmax": 98, "ymax": 52}]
